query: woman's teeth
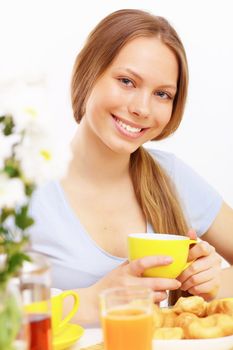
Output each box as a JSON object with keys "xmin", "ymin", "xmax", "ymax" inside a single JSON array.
[{"xmin": 116, "ymin": 118, "xmax": 142, "ymax": 133}]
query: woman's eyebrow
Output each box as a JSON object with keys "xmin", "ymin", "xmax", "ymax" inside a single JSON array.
[
  {"xmin": 116, "ymin": 67, "xmax": 177, "ymax": 91},
  {"xmin": 157, "ymin": 84, "xmax": 177, "ymax": 93},
  {"xmin": 125, "ymin": 68, "xmax": 143, "ymax": 81},
  {"xmin": 115, "ymin": 67, "xmax": 143, "ymax": 81}
]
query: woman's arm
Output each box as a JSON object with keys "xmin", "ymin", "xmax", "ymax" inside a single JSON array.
[
  {"xmin": 178, "ymin": 201, "xmax": 233, "ymax": 300},
  {"xmin": 201, "ymin": 201, "xmax": 233, "ymax": 297},
  {"xmin": 65, "ymin": 256, "xmax": 181, "ymax": 326}
]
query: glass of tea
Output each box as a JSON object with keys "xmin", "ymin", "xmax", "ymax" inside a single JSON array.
[
  {"xmin": 100, "ymin": 286, "xmax": 154, "ymax": 350},
  {"xmin": 20, "ymin": 252, "xmax": 52, "ymax": 350}
]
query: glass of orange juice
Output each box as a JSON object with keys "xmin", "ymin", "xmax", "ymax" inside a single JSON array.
[{"xmin": 99, "ymin": 286, "xmax": 153, "ymax": 350}]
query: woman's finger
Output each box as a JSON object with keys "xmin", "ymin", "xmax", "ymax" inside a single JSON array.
[
  {"xmin": 129, "ymin": 255, "xmax": 173, "ymax": 276},
  {"xmin": 180, "ymin": 266, "xmax": 218, "ymax": 291},
  {"xmin": 186, "ymin": 229, "xmax": 197, "ymax": 240},
  {"xmin": 187, "ymin": 278, "xmax": 220, "ymax": 297},
  {"xmin": 152, "ymin": 290, "xmax": 168, "ymax": 303},
  {"xmin": 188, "ymin": 241, "xmax": 215, "ymax": 261},
  {"xmin": 178, "ymin": 253, "xmax": 221, "ymax": 283},
  {"xmin": 134, "ymin": 275, "xmax": 181, "ymax": 291}
]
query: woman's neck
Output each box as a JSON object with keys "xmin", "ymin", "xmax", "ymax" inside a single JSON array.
[{"xmin": 66, "ymin": 124, "xmax": 131, "ymax": 186}]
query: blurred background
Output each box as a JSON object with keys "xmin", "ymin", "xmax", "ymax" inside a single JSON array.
[{"xmin": 0, "ymin": 0, "xmax": 232, "ymax": 205}]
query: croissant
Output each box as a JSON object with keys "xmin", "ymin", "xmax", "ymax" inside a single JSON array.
[{"xmin": 153, "ymin": 296, "xmax": 233, "ymax": 340}]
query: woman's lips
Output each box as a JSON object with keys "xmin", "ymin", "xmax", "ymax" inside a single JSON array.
[{"xmin": 111, "ymin": 114, "xmax": 148, "ymax": 139}]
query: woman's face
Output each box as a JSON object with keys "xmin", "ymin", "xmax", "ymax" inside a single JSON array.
[{"xmin": 83, "ymin": 36, "xmax": 178, "ymax": 155}]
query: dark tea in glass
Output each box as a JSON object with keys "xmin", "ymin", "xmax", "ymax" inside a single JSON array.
[
  {"xmin": 28, "ymin": 313, "xmax": 52, "ymax": 350},
  {"xmin": 20, "ymin": 253, "xmax": 52, "ymax": 350}
]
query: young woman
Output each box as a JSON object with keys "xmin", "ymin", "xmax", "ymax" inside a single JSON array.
[{"xmin": 29, "ymin": 9, "xmax": 233, "ymax": 325}]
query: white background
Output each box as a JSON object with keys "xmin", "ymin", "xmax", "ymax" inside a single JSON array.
[{"xmin": 1, "ymin": 0, "xmax": 233, "ymax": 206}]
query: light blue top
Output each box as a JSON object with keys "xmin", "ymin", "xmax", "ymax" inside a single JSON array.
[{"xmin": 29, "ymin": 149, "xmax": 222, "ymax": 290}]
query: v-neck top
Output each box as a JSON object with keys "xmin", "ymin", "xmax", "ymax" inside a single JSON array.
[{"xmin": 29, "ymin": 148, "xmax": 222, "ymax": 290}]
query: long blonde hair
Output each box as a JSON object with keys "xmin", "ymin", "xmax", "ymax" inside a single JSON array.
[{"xmin": 71, "ymin": 9, "xmax": 189, "ymax": 304}]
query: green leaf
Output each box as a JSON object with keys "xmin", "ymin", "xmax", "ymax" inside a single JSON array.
[
  {"xmin": 0, "ymin": 226, "xmax": 9, "ymax": 235},
  {"xmin": 4, "ymin": 159, "xmax": 21, "ymax": 178},
  {"xmin": 7, "ymin": 252, "xmax": 30, "ymax": 275},
  {"xmin": 25, "ymin": 182, "xmax": 36, "ymax": 197},
  {"xmin": 0, "ymin": 238, "xmax": 30, "ymax": 284},
  {"xmin": 0, "ymin": 208, "xmax": 15, "ymax": 224},
  {"xmin": 0, "ymin": 115, "xmax": 15, "ymax": 136},
  {"xmin": 15, "ymin": 206, "xmax": 34, "ymax": 230}
]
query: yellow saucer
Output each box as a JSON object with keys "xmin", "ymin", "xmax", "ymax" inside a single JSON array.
[{"xmin": 53, "ymin": 323, "xmax": 84, "ymax": 350}]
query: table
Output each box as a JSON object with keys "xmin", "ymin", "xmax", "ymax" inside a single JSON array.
[
  {"xmin": 71, "ymin": 328, "xmax": 102, "ymax": 349},
  {"xmin": 70, "ymin": 328, "xmax": 233, "ymax": 350}
]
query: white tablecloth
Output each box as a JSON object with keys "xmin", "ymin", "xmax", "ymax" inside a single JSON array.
[
  {"xmin": 72, "ymin": 328, "xmax": 102, "ymax": 349},
  {"xmin": 70, "ymin": 327, "xmax": 233, "ymax": 350}
]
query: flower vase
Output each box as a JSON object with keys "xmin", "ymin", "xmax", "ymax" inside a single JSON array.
[{"xmin": 0, "ymin": 278, "xmax": 28, "ymax": 350}]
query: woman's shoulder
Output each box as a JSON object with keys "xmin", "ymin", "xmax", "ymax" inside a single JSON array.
[
  {"xmin": 145, "ymin": 147, "xmax": 222, "ymax": 236},
  {"xmin": 145, "ymin": 146, "xmax": 205, "ymax": 181},
  {"xmin": 146, "ymin": 147, "xmax": 174, "ymax": 160},
  {"xmin": 145, "ymin": 147, "xmax": 177, "ymax": 176}
]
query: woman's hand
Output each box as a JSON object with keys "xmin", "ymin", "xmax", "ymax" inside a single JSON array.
[
  {"xmin": 75, "ymin": 255, "xmax": 181, "ymax": 325},
  {"xmin": 95, "ymin": 255, "xmax": 181, "ymax": 303},
  {"xmin": 178, "ymin": 230, "xmax": 222, "ymax": 301}
]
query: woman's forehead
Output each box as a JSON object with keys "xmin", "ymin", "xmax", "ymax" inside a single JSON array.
[{"xmin": 108, "ymin": 36, "xmax": 178, "ymax": 87}]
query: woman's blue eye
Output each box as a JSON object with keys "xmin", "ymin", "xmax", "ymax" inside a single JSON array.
[
  {"xmin": 156, "ymin": 91, "xmax": 171, "ymax": 99},
  {"xmin": 119, "ymin": 78, "xmax": 134, "ymax": 86}
]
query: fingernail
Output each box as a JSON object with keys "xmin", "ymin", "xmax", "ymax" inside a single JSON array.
[
  {"xmin": 203, "ymin": 241, "xmax": 210, "ymax": 253},
  {"xmin": 156, "ymin": 291, "xmax": 167, "ymax": 301},
  {"xmin": 164, "ymin": 257, "xmax": 173, "ymax": 264}
]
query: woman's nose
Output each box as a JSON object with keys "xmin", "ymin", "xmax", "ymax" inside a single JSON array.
[{"xmin": 128, "ymin": 92, "xmax": 151, "ymax": 119}]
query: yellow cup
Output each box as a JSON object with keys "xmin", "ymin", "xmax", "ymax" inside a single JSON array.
[
  {"xmin": 52, "ymin": 290, "xmax": 79, "ymax": 335},
  {"xmin": 128, "ymin": 233, "xmax": 197, "ymax": 278},
  {"xmin": 24, "ymin": 290, "xmax": 79, "ymax": 336}
]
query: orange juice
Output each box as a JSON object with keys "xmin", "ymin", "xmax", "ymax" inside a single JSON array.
[{"xmin": 102, "ymin": 308, "xmax": 153, "ymax": 350}]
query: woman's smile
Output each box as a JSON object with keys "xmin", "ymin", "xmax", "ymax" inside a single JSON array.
[{"xmin": 111, "ymin": 114, "xmax": 148, "ymax": 139}]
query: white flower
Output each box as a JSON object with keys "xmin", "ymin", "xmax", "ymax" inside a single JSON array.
[
  {"xmin": 13, "ymin": 104, "xmax": 50, "ymax": 133},
  {"xmin": 0, "ymin": 80, "xmax": 50, "ymax": 133},
  {"xmin": 0, "ymin": 174, "xmax": 27, "ymax": 209},
  {"xmin": 1, "ymin": 97, "xmax": 72, "ymax": 196},
  {"xmin": 15, "ymin": 124, "xmax": 72, "ymax": 185}
]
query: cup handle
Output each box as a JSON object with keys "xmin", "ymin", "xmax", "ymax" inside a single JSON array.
[
  {"xmin": 58, "ymin": 291, "xmax": 79, "ymax": 330},
  {"xmin": 183, "ymin": 239, "xmax": 197, "ymax": 270}
]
